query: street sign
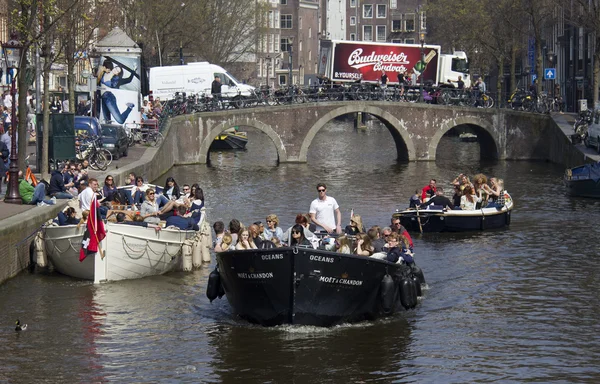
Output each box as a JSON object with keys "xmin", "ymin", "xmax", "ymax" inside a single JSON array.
[
  {"xmin": 532, "ymin": 74, "xmax": 537, "ymax": 83},
  {"xmin": 544, "ymin": 68, "xmax": 556, "ymax": 80}
]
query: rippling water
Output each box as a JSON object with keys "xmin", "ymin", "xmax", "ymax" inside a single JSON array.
[{"xmin": 2, "ymin": 118, "xmax": 600, "ymax": 382}]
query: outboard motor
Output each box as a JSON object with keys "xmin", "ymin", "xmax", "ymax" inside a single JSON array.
[
  {"xmin": 206, "ymin": 268, "xmax": 221, "ymax": 303},
  {"xmin": 380, "ymin": 274, "xmax": 396, "ymax": 314}
]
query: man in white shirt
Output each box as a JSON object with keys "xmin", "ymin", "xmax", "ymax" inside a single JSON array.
[
  {"xmin": 309, "ymin": 183, "xmax": 342, "ymax": 234},
  {"xmin": 79, "ymin": 177, "xmax": 99, "ymax": 211}
]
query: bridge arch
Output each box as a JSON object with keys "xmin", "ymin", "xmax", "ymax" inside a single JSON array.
[
  {"xmin": 298, "ymin": 104, "xmax": 416, "ymax": 162},
  {"xmin": 198, "ymin": 117, "xmax": 288, "ymax": 163},
  {"xmin": 428, "ymin": 116, "xmax": 499, "ymax": 160}
]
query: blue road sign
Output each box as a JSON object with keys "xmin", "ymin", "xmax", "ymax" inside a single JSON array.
[
  {"xmin": 532, "ymin": 74, "xmax": 537, "ymax": 83},
  {"xmin": 544, "ymin": 68, "xmax": 556, "ymax": 80}
]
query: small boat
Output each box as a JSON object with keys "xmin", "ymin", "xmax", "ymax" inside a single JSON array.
[
  {"xmin": 459, "ymin": 132, "xmax": 478, "ymax": 142},
  {"xmin": 394, "ymin": 193, "xmax": 513, "ymax": 232},
  {"xmin": 208, "ymin": 247, "xmax": 425, "ymax": 327},
  {"xmin": 210, "ymin": 128, "xmax": 248, "ymax": 150},
  {"xmin": 564, "ymin": 162, "xmax": 600, "ymax": 198},
  {"xmin": 43, "ymin": 223, "xmax": 196, "ymax": 283}
]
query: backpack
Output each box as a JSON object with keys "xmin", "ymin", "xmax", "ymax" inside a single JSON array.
[{"xmin": 40, "ymin": 179, "xmax": 51, "ymax": 196}]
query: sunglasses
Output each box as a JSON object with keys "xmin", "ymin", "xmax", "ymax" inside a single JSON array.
[
  {"xmin": 317, "ymin": 189, "xmax": 326, "ymax": 192},
  {"xmin": 393, "ymin": 222, "xmax": 401, "ymax": 226},
  {"xmin": 107, "ymin": 179, "xmax": 113, "ymax": 181},
  {"xmin": 267, "ymin": 220, "xmax": 274, "ymax": 222},
  {"xmin": 292, "ymin": 231, "xmax": 301, "ymax": 234},
  {"xmin": 183, "ymin": 188, "xmax": 190, "ymax": 191},
  {"xmin": 148, "ymin": 192, "xmax": 155, "ymax": 196}
]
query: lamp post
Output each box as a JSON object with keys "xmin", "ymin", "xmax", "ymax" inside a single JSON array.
[
  {"xmin": 288, "ymin": 37, "xmax": 294, "ymax": 96},
  {"xmin": 266, "ymin": 55, "xmax": 271, "ymax": 88},
  {"xmin": 88, "ymin": 48, "xmax": 101, "ymax": 118},
  {"xmin": 3, "ymin": 35, "xmax": 23, "ymax": 204},
  {"xmin": 419, "ymin": 33, "xmax": 425, "ymax": 103}
]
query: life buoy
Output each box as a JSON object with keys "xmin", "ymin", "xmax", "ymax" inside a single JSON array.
[
  {"xmin": 206, "ymin": 268, "xmax": 221, "ymax": 302},
  {"xmin": 380, "ymin": 274, "xmax": 395, "ymax": 314}
]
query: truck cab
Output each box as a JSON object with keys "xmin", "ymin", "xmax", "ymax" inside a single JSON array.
[{"xmin": 438, "ymin": 51, "xmax": 470, "ymax": 88}]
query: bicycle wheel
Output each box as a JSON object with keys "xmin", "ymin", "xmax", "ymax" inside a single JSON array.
[
  {"xmin": 89, "ymin": 152, "xmax": 108, "ymax": 171},
  {"xmin": 483, "ymin": 95, "xmax": 494, "ymax": 108},
  {"xmin": 100, "ymin": 149, "xmax": 113, "ymax": 167}
]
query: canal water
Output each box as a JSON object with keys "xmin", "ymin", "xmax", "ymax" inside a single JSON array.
[{"xmin": 2, "ymin": 118, "xmax": 600, "ymax": 382}]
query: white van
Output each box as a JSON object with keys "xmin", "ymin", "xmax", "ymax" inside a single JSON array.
[
  {"xmin": 149, "ymin": 62, "xmax": 255, "ymax": 102},
  {"xmin": 584, "ymin": 102, "xmax": 600, "ymax": 153}
]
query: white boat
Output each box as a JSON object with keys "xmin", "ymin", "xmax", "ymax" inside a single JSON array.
[{"xmin": 43, "ymin": 223, "xmax": 196, "ymax": 283}]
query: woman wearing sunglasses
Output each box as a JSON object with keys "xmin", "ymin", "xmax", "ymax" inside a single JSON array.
[
  {"xmin": 263, "ymin": 214, "xmax": 284, "ymax": 242},
  {"xmin": 289, "ymin": 224, "xmax": 312, "ymax": 248}
]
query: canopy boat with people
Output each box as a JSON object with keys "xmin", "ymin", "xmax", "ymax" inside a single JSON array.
[
  {"xmin": 41, "ymin": 222, "xmax": 198, "ymax": 283},
  {"xmin": 564, "ymin": 162, "xmax": 600, "ymax": 198},
  {"xmin": 394, "ymin": 192, "xmax": 513, "ymax": 233},
  {"xmin": 210, "ymin": 127, "xmax": 248, "ymax": 150},
  {"xmin": 206, "ymin": 245, "xmax": 426, "ymax": 327}
]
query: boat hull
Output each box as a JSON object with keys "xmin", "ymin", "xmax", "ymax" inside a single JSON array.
[
  {"xmin": 44, "ymin": 225, "xmax": 93, "ymax": 280},
  {"xmin": 395, "ymin": 198, "xmax": 513, "ymax": 233},
  {"xmin": 210, "ymin": 133, "xmax": 248, "ymax": 150},
  {"xmin": 217, "ymin": 248, "xmax": 420, "ymax": 327},
  {"xmin": 564, "ymin": 163, "xmax": 600, "ymax": 198},
  {"xmin": 564, "ymin": 178, "xmax": 600, "ymax": 198},
  {"xmin": 43, "ymin": 223, "xmax": 195, "ymax": 283}
]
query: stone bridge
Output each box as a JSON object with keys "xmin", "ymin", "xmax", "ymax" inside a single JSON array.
[{"xmin": 166, "ymin": 101, "xmax": 555, "ymax": 164}]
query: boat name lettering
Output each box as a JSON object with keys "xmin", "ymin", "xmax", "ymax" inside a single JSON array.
[
  {"xmin": 261, "ymin": 254, "xmax": 283, "ymax": 260},
  {"xmin": 319, "ymin": 276, "xmax": 363, "ymax": 286},
  {"xmin": 237, "ymin": 272, "xmax": 274, "ymax": 279},
  {"xmin": 309, "ymin": 255, "xmax": 335, "ymax": 263}
]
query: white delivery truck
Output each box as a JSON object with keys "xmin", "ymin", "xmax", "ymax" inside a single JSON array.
[
  {"xmin": 149, "ymin": 62, "xmax": 255, "ymax": 102},
  {"xmin": 318, "ymin": 40, "xmax": 471, "ymax": 87}
]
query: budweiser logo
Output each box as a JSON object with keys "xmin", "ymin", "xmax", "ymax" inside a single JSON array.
[{"xmin": 347, "ymin": 48, "xmax": 410, "ymax": 69}]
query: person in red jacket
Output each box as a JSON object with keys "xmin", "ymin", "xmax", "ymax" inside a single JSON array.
[{"xmin": 421, "ymin": 179, "xmax": 437, "ymax": 201}]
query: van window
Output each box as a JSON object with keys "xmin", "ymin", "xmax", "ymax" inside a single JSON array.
[{"xmin": 214, "ymin": 73, "xmax": 233, "ymax": 86}]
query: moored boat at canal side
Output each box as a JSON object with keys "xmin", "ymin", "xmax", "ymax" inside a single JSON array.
[
  {"xmin": 564, "ymin": 162, "xmax": 600, "ymax": 198},
  {"xmin": 210, "ymin": 128, "xmax": 248, "ymax": 150},
  {"xmin": 394, "ymin": 192, "xmax": 513, "ymax": 233},
  {"xmin": 42, "ymin": 223, "xmax": 196, "ymax": 283},
  {"xmin": 208, "ymin": 247, "xmax": 425, "ymax": 327}
]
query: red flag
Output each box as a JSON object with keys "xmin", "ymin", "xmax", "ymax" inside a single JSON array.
[{"xmin": 80, "ymin": 196, "xmax": 106, "ymax": 262}]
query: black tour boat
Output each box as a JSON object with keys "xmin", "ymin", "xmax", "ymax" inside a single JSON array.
[
  {"xmin": 207, "ymin": 247, "xmax": 425, "ymax": 327},
  {"xmin": 564, "ymin": 162, "xmax": 600, "ymax": 198},
  {"xmin": 394, "ymin": 193, "xmax": 513, "ymax": 233}
]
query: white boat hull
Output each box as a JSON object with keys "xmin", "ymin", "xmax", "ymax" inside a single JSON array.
[
  {"xmin": 44, "ymin": 225, "xmax": 94, "ymax": 280},
  {"xmin": 43, "ymin": 223, "xmax": 196, "ymax": 283}
]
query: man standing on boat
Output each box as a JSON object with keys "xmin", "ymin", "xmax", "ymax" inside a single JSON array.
[{"xmin": 309, "ymin": 183, "xmax": 342, "ymax": 234}]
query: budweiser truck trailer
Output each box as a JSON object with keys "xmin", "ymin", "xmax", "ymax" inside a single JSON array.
[{"xmin": 318, "ymin": 40, "xmax": 471, "ymax": 88}]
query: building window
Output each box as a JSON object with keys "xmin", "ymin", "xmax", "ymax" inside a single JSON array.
[
  {"xmin": 350, "ymin": 0, "xmax": 356, "ymax": 7},
  {"xmin": 309, "ymin": 50, "xmax": 312, "ymax": 61},
  {"xmin": 275, "ymin": 34, "xmax": 280, "ymax": 52},
  {"xmin": 390, "ymin": 0, "xmax": 397, "ymax": 9},
  {"xmin": 299, "ymin": 40, "xmax": 302, "ymax": 52},
  {"xmin": 377, "ymin": 4, "xmax": 386, "ymax": 18},
  {"xmin": 281, "ymin": 38, "xmax": 291, "ymax": 52},
  {"xmin": 280, "ymin": 0, "xmax": 287, "ymax": 4},
  {"xmin": 350, "ymin": 33, "xmax": 356, "ymax": 41},
  {"xmin": 392, "ymin": 19, "xmax": 402, "ymax": 32},
  {"xmin": 420, "ymin": 12, "xmax": 427, "ymax": 31},
  {"xmin": 376, "ymin": 25, "xmax": 386, "ymax": 41},
  {"xmin": 391, "ymin": 39, "xmax": 402, "ymax": 44},
  {"xmin": 279, "ymin": 74, "xmax": 287, "ymax": 86},
  {"xmin": 299, "ymin": 17, "xmax": 302, "ymax": 30},
  {"xmin": 309, "ymin": 27, "xmax": 312, "ymax": 38},
  {"xmin": 350, "ymin": 16, "xmax": 356, "ymax": 26},
  {"xmin": 363, "ymin": 25, "xmax": 373, "ymax": 41},
  {"xmin": 363, "ymin": 4, "xmax": 373, "ymax": 18},
  {"xmin": 405, "ymin": 38, "xmax": 415, "ymax": 44},
  {"xmin": 404, "ymin": 14, "xmax": 415, "ymax": 31},
  {"xmin": 281, "ymin": 14, "xmax": 292, "ymax": 29}
]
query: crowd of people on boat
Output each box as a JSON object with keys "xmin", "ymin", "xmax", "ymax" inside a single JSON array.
[
  {"xmin": 413, "ymin": 173, "xmax": 506, "ymax": 211},
  {"xmin": 211, "ymin": 183, "xmax": 415, "ymax": 265},
  {"xmin": 43, "ymin": 169, "xmax": 205, "ymax": 232}
]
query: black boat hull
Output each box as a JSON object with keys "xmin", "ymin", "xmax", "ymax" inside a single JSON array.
[
  {"xmin": 216, "ymin": 248, "xmax": 421, "ymax": 327},
  {"xmin": 394, "ymin": 206, "xmax": 512, "ymax": 233},
  {"xmin": 565, "ymin": 178, "xmax": 600, "ymax": 198},
  {"xmin": 210, "ymin": 133, "xmax": 248, "ymax": 150}
]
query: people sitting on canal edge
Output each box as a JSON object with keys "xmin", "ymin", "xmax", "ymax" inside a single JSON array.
[
  {"xmin": 18, "ymin": 170, "xmax": 56, "ymax": 206},
  {"xmin": 49, "ymin": 163, "xmax": 76, "ymax": 199}
]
